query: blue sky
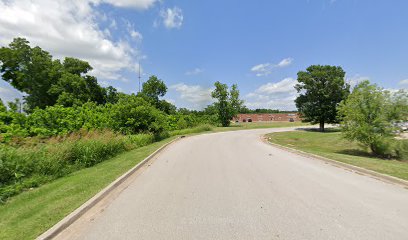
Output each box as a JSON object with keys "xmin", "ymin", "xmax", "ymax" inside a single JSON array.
[{"xmin": 0, "ymin": 0, "xmax": 407, "ymax": 110}]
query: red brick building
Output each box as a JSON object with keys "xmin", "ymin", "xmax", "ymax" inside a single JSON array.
[{"xmin": 233, "ymin": 113, "xmax": 300, "ymax": 122}]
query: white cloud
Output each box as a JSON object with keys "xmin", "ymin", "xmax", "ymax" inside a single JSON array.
[
  {"xmin": 125, "ymin": 20, "xmax": 143, "ymax": 42},
  {"xmin": 346, "ymin": 74, "xmax": 370, "ymax": 88},
  {"xmin": 100, "ymin": 0, "xmax": 157, "ymax": 10},
  {"xmin": 160, "ymin": 7, "xmax": 183, "ymax": 29},
  {"xmin": 185, "ymin": 68, "xmax": 204, "ymax": 76},
  {"xmin": 245, "ymin": 77, "xmax": 298, "ymax": 110},
  {"xmin": 276, "ymin": 58, "xmax": 293, "ymax": 68},
  {"xmin": 170, "ymin": 83, "xmax": 213, "ymax": 109},
  {"xmin": 130, "ymin": 30, "xmax": 143, "ymax": 41},
  {"xmin": 0, "ymin": 0, "xmax": 148, "ymax": 81},
  {"xmin": 251, "ymin": 63, "xmax": 272, "ymax": 77},
  {"xmin": 256, "ymin": 77, "xmax": 297, "ymax": 94},
  {"xmin": 399, "ymin": 79, "xmax": 408, "ymax": 88},
  {"xmin": 250, "ymin": 58, "xmax": 293, "ymax": 77}
]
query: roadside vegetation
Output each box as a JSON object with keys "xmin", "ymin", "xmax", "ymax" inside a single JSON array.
[
  {"xmin": 266, "ymin": 130, "xmax": 408, "ymax": 180},
  {"xmin": 0, "ymin": 122, "xmax": 308, "ymax": 240},
  {"xmin": 269, "ymin": 65, "xmax": 408, "ymax": 180}
]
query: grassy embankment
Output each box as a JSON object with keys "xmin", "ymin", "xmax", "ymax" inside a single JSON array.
[
  {"xmin": 266, "ymin": 129, "xmax": 408, "ymax": 180},
  {"xmin": 0, "ymin": 121, "xmax": 307, "ymax": 240}
]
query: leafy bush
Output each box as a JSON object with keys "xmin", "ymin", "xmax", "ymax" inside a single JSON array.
[
  {"xmin": 394, "ymin": 140, "xmax": 408, "ymax": 160},
  {"xmin": 339, "ymin": 81, "xmax": 407, "ymax": 158},
  {"xmin": 109, "ymin": 95, "xmax": 167, "ymax": 134}
]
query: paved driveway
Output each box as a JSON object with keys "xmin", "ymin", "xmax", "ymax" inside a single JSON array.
[{"xmin": 56, "ymin": 128, "xmax": 408, "ymax": 240}]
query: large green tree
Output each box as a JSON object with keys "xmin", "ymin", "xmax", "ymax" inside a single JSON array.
[
  {"xmin": 0, "ymin": 38, "xmax": 58, "ymax": 109},
  {"xmin": 295, "ymin": 65, "xmax": 350, "ymax": 132},
  {"xmin": 211, "ymin": 81, "xmax": 243, "ymax": 127},
  {"xmin": 0, "ymin": 38, "xmax": 112, "ymax": 110}
]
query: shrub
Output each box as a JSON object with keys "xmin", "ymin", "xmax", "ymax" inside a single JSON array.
[
  {"xmin": 339, "ymin": 81, "xmax": 407, "ymax": 158},
  {"xmin": 109, "ymin": 95, "xmax": 167, "ymax": 134},
  {"xmin": 395, "ymin": 140, "xmax": 408, "ymax": 160}
]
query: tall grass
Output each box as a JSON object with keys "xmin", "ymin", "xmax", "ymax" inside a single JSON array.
[{"xmin": 0, "ymin": 130, "xmax": 155, "ymax": 203}]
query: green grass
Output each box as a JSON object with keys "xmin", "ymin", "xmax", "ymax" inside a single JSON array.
[
  {"xmin": 0, "ymin": 137, "xmax": 176, "ymax": 240},
  {"xmin": 266, "ymin": 130, "xmax": 408, "ymax": 181}
]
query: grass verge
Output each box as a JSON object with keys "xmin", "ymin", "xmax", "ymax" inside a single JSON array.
[
  {"xmin": 266, "ymin": 130, "xmax": 408, "ymax": 181},
  {"xmin": 0, "ymin": 137, "xmax": 177, "ymax": 240}
]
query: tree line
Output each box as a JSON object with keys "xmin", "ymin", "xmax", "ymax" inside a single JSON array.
[
  {"xmin": 1, "ymin": 38, "xmax": 407, "ymax": 158},
  {"xmin": 0, "ymin": 38, "xmax": 244, "ymax": 141},
  {"xmin": 294, "ymin": 65, "xmax": 407, "ymax": 158}
]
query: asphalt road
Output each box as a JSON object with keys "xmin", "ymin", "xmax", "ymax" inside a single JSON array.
[{"xmin": 56, "ymin": 128, "xmax": 408, "ymax": 240}]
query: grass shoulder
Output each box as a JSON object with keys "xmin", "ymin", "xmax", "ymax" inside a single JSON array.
[
  {"xmin": 266, "ymin": 130, "xmax": 408, "ymax": 181},
  {"xmin": 0, "ymin": 137, "xmax": 177, "ymax": 240}
]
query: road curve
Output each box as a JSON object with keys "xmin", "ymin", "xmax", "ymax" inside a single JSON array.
[{"xmin": 56, "ymin": 128, "xmax": 408, "ymax": 240}]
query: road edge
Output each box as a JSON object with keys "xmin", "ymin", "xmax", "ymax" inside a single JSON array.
[
  {"xmin": 262, "ymin": 136, "xmax": 408, "ymax": 188},
  {"xmin": 36, "ymin": 137, "xmax": 182, "ymax": 240}
]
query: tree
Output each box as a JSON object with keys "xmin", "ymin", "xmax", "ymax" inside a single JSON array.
[
  {"xmin": 48, "ymin": 70, "xmax": 106, "ymax": 107},
  {"xmin": 338, "ymin": 81, "xmax": 408, "ymax": 157},
  {"xmin": 0, "ymin": 38, "xmax": 109, "ymax": 110},
  {"xmin": 105, "ymin": 86, "xmax": 120, "ymax": 104},
  {"xmin": 0, "ymin": 98, "xmax": 5, "ymax": 112},
  {"xmin": 7, "ymin": 98, "xmax": 22, "ymax": 113},
  {"xmin": 140, "ymin": 75, "xmax": 174, "ymax": 113},
  {"xmin": 295, "ymin": 65, "xmax": 350, "ymax": 132},
  {"xmin": 141, "ymin": 75, "xmax": 167, "ymax": 102},
  {"xmin": 211, "ymin": 81, "xmax": 243, "ymax": 127},
  {"xmin": 230, "ymin": 84, "xmax": 244, "ymax": 118},
  {"xmin": 0, "ymin": 38, "xmax": 58, "ymax": 109}
]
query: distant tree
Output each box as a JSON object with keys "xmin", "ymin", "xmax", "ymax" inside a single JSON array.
[
  {"xmin": 295, "ymin": 65, "xmax": 350, "ymax": 132},
  {"xmin": 141, "ymin": 75, "xmax": 175, "ymax": 113},
  {"xmin": 0, "ymin": 98, "xmax": 6, "ymax": 112},
  {"xmin": 142, "ymin": 75, "xmax": 167, "ymax": 102},
  {"xmin": 7, "ymin": 98, "xmax": 22, "ymax": 113},
  {"xmin": 338, "ymin": 81, "xmax": 407, "ymax": 157},
  {"xmin": 105, "ymin": 86, "xmax": 120, "ymax": 104},
  {"xmin": 229, "ymin": 84, "xmax": 244, "ymax": 117},
  {"xmin": 157, "ymin": 100, "xmax": 177, "ymax": 114},
  {"xmin": 211, "ymin": 81, "xmax": 243, "ymax": 127}
]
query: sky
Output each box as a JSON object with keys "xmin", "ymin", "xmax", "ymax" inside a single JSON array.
[{"xmin": 0, "ymin": 0, "xmax": 407, "ymax": 110}]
